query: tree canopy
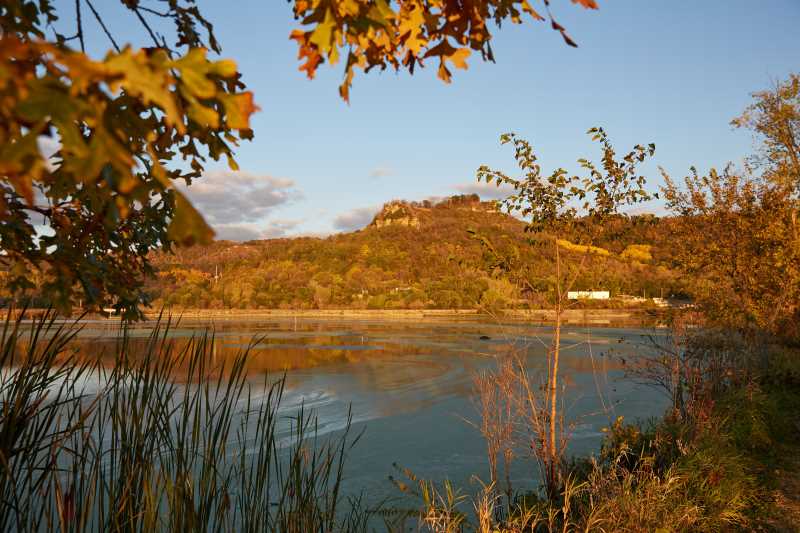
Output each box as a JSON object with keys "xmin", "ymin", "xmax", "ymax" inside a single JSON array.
[
  {"xmin": 732, "ymin": 73, "xmax": 800, "ymax": 192},
  {"xmin": 663, "ymin": 74, "xmax": 800, "ymax": 340},
  {"xmin": 477, "ymin": 128, "xmax": 654, "ymax": 238},
  {"xmin": 1, "ymin": 1, "xmax": 256, "ymax": 318}
]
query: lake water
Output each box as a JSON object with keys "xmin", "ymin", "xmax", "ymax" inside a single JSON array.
[{"xmin": 59, "ymin": 316, "xmax": 669, "ymax": 507}]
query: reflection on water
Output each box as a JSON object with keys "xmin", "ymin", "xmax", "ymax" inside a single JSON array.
[{"xmin": 13, "ymin": 317, "xmax": 669, "ymax": 505}]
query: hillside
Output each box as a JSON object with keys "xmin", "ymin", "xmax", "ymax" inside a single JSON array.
[{"xmin": 149, "ymin": 194, "xmax": 684, "ymax": 310}]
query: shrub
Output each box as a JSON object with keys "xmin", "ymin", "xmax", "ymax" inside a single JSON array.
[{"xmin": 621, "ymin": 244, "xmax": 653, "ymax": 262}]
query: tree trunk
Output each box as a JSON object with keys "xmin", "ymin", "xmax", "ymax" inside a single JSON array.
[{"xmin": 547, "ymin": 239, "xmax": 563, "ymax": 497}]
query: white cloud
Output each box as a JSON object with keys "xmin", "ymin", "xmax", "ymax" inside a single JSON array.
[
  {"xmin": 368, "ymin": 166, "xmax": 393, "ymax": 179},
  {"xmin": 213, "ymin": 223, "xmax": 265, "ymax": 241},
  {"xmin": 262, "ymin": 219, "xmax": 303, "ymax": 238},
  {"xmin": 180, "ymin": 170, "xmax": 300, "ymax": 226},
  {"xmin": 292, "ymin": 230, "xmax": 331, "ymax": 238},
  {"xmin": 421, "ymin": 195, "xmax": 447, "ymax": 205},
  {"xmin": 332, "ymin": 205, "xmax": 381, "ymax": 232},
  {"xmin": 173, "ymin": 170, "xmax": 303, "ymax": 241},
  {"xmin": 212, "ymin": 219, "xmax": 304, "ymax": 241}
]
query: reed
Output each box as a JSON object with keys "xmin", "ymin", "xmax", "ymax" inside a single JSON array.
[{"xmin": 0, "ymin": 309, "xmax": 366, "ymax": 532}]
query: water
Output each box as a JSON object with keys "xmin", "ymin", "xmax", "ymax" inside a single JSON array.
[{"xmin": 56, "ymin": 316, "xmax": 669, "ymax": 506}]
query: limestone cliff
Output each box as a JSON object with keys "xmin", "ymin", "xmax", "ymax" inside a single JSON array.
[{"xmin": 369, "ymin": 195, "xmax": 497, "ymax": 229}]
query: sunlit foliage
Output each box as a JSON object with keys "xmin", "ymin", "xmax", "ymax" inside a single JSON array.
[
  {"xmin": 662, "ymin": 167, "xmax": 800, "ymax": 340},
  {"xmin": 0, "ymin": 1, "xmax": 256, "ymax": 318},
  {"xmin": 732, "ymin": 73, "xmax": 800, "ymax": 192},
  {"xmin": 290, "ymin": 0, "xmax": 599, "ymax": 101},
  {"xmin": 662, "ymin": 73, "xmax": 800, "ymax": 341}
]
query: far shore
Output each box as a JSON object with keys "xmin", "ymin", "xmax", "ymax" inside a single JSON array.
[
  {"xmin": 7, "ymin": 306, "xmax": 670, "ymax": 326},
  {"xmin": 139, "ymin": 307, "xmax": 667, "ymax": 326}
]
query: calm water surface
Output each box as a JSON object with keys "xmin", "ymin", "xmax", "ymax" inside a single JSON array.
[{"xmin": 40, "ymin": 317, "xmax": 670, "ymax": 505}]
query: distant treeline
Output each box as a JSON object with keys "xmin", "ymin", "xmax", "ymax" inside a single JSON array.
[{"xmin": 141, "ymin": 196, "xmax": 686, "ymax": 311}]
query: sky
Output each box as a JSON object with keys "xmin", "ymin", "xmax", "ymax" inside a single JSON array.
[{"xmin": 50, "ymin": 1, "xmax": 800, "ymax": 240}]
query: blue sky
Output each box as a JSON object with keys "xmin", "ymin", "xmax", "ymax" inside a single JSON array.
[{"xmin": 53, "ymin": 1, "xmax": 799, "ymax": 239}]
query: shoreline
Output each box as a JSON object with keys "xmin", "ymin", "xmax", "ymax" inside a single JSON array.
[
  {"xmin": 7, "ymin": 307, "xmax": 669, "ymax": 326},
  {"xmin": 141, "ymin": 307, "xmax": 665, "ymax": 325}
]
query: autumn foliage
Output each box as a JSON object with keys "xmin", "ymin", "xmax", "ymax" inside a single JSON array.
[
  {"xmin": 0, "ymin": 2, "xmax": 256, "ymax": 318},
  {"xmin": 144, "ymin": 196, "xmax": 679, "ymax": 311},
  {"xmin": 290, "ymin": 0, "xmax": 599, "ymax": 100}
]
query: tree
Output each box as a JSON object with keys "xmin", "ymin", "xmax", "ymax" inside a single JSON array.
[
  {"xmin": 1, "ymin": 0, "xmax": 599, "ymax": 318},
  {"xmin": 1, "ymin": 2, "xmax": 256, "ymax": 318},
  {"xmin": 476, "ymin": 127, "xmax": 654, "ymax": 497},
  {"xmin": 732, "ymin": 73, "xmax": 800, "ymax": 192},
  {"xmin": 663, "ymin": 167, "xmax": 800, "ymax": 335},
  {"xmin": 664, "ymin": 74, "xmax": 800, "ymax": 341}
]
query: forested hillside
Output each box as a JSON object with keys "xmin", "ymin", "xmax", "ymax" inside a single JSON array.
[{"xmin": 148, "ymin": 194, "xmax": 684, "ymax": 310}]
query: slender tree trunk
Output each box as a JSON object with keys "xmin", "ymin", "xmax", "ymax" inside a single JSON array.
[{"xmin": 547, "ymin": 239, "xmax": 563, "ymax": 497}]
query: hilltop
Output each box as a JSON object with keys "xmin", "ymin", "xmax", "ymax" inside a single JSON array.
[{"xmin": 149, "ymin": 194, "xmax": 683, "ymax": 310}]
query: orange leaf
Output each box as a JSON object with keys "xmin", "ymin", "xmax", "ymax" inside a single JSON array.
[
  {"xmin": 437, "ymin": 61, "xmax": 452, "ymax": 83},
  {"xmin": 298, "ymin": 47, "xmax": 324, "ymax": 79},
  {"xmin": 221, "ymin": 91, "xmax": 258, "ymax": 130},
  {"xmin": 448, "ymin": 47, "xmax": 470, "ymax": 70}
]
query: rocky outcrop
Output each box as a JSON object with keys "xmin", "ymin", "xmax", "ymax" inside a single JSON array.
[
  {"xmin": 370, "ymin": 201, "xmax": 420, "ymax": 229},
  {"xmin": 369, "ymin": 195, "xmax": 500, "ymax": 229}
]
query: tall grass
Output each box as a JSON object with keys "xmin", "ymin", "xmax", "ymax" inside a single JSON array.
[{"xmin": 0, "ymin": 309, "xmax": 367, "ymax": 532}]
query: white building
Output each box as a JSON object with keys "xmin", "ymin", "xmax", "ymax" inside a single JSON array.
[{"xmin": 567, "ymin": 291, "xmax": 610, "ymax": 300}]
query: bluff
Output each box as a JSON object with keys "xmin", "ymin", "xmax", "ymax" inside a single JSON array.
[
  {"xmin": 368, "ymin": 194, "xmax": 498, "ymax": 229},
  {"xmin": 149, "ymin": 195, "xmax": 681, "ymax": 310}
]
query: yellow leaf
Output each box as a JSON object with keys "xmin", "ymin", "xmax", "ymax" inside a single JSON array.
[
  {"xmin": 0, "ymin": 129, "xmax": 47, "ymax": 205},
  {"xmin": 104, "ymin": 48, "xmax": 181, "ymax": 128},
  {"xmin": 340, "ymin": 0, "xmax": 361, "ymax": 17},
  {"xmin": 398, "ymin": 4, "xmax": 427, "ymax": 55},
  {"xmin": 69, "ymin": 126, "xmax": 133, "ymax": 184},
  {"xmin": 309, "ymin": 9, "xmax": 336, "ymax": 55},
  {"xmin": 171, "ymin": 48, "xmax": 216, "ymax": 99},
  {"xmin": 209, "ymin": 59, "xmax": 238, "ymax": 78},
  {"xmin": 520, "ymin": 0, "xmax": 546, "ymax": 20},
  {"xmin": 184, "ymin": 94, "xmax": 220, "ymax": 129}
]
